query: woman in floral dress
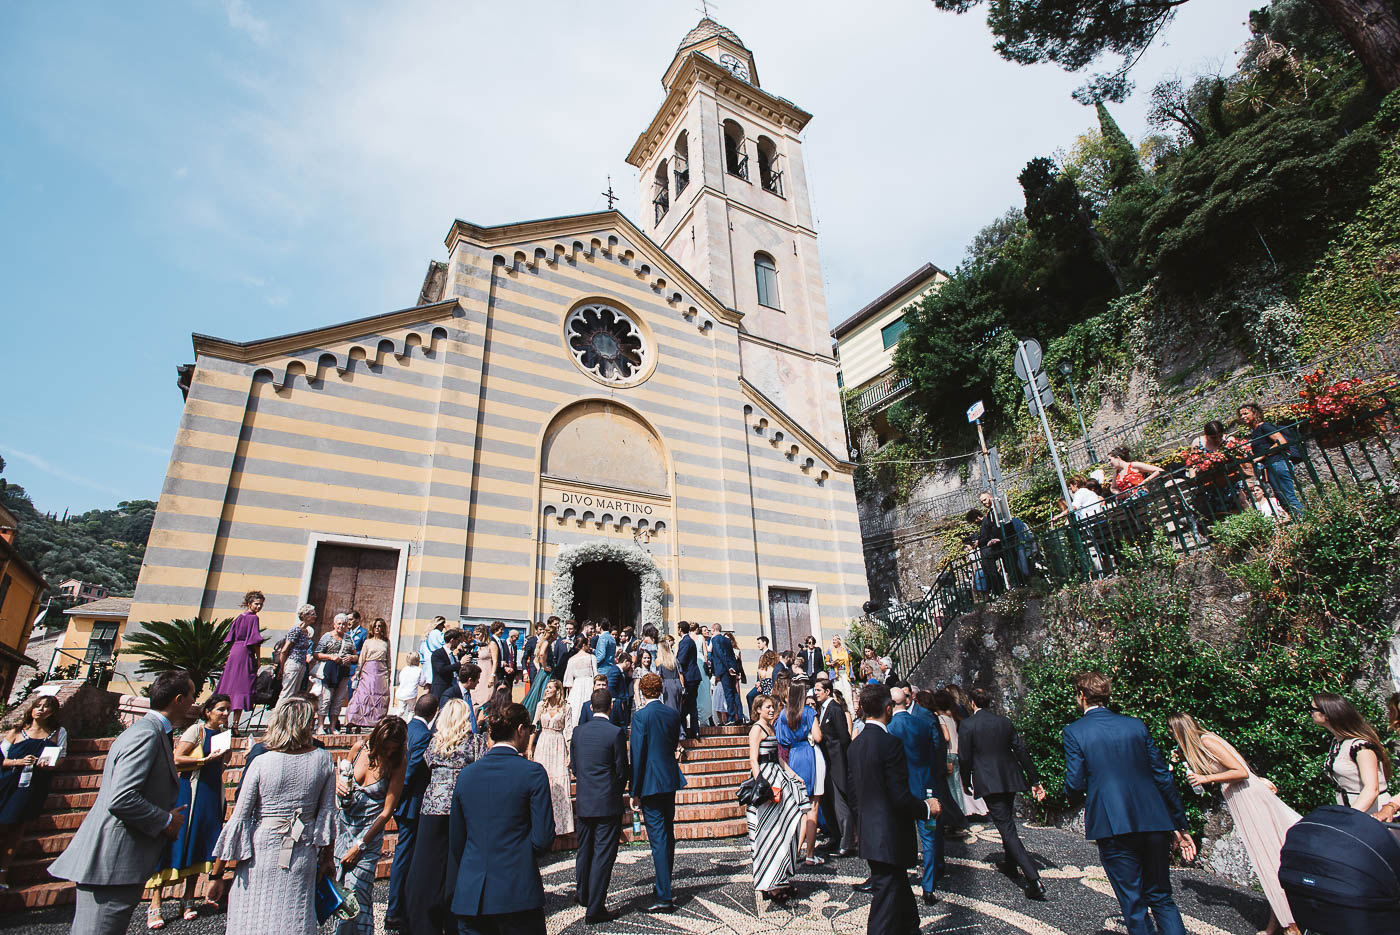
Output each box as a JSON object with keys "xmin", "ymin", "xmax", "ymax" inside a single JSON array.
[
  {"xmin": 405, "ymin": 699, "xmax": 476, "ymax": 935},
  {"xmin": 528, "ymin": 680, "xmax": 574, "ymax": 835},
  {"xmin": 334, "ymin": 717, "xmax": 406, "ymax": 934}
]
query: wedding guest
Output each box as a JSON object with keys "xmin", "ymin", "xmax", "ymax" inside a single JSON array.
[
  {"xmin": 676, "ymin": 622, "xmax": 704, "ymax": 739},
  {"xmin": 609, "ymin": 652, "xmax": 635, "ymax": 730},
  {"xmin": 776, "ymin": 676, "xmax": 824, "ymax": 866},
  {"xmin": 563, "ymin": 637, "xmax": 599, "ymax": 729},
  {"xmin": 657, "ymin": 637, "xmax": 684, "ymax": 711},
  {"xmin": 405, "ymin": 698, "xmax": 477, "ymax": 935},
  {"xmin": 386, "ymin": 692, "xmax": 436, "ymax": 933},
  {"xmin": 637, "ymin": 625, "xmax": 660, "ymax": 670},
  {"xmin": 346, "ymin": 617, "xmax": 392, "ymax": 729},
  {"xmin": 931, "ymin": 690, "xmax": 979, "ymax": 836},
  {"xmin": 51, "ymin": 671, "xmax": 193, "ymax": 935},
  {"xmin": 278, "ymin": 605, "xmax": 317, "ymax": 705},
  {"xmin": 959, "ymin": 687, "xmax": 1046, "ymax": 900},
  {"xmin": 448, "ymin": 703, "xmax": 554, "ymax": 934},
  {"xmin": 0, "ymin": 695, "xmax": 66, "ymax": 891},
  {"xmin": 709, "ymin": 623, "xmax": 742, "ymax": 726},
  {"xmin": 334, "ymin": 716, "xmax": 407, "ymax": 934},
  {"xmin": 630, "ymin": 673, "xmax": 686, "ymax": 913},
  {"xmin": 828, "ymin": 637, "xmax": 853, "ymax": 701},
  {"xmin": 1311, "ymin": 692, "xmax": 1394, "ymax": 816},
  {"xmin": 470, "ymin": 625, "xmax": 498, "ymax": 709},
  {"xmin": 1382, "ymin": 692, "xmax": 1400, "ymax": 822},
  {"xmin": 748, "ymin": 650, "xmax": 776, "ymax": 717},
  {"xmin": 528, "ymin": 680, "xmax": 574, "ymax": 836},
  {"xmin": 571, "ymin": 689, "xmax": 628, "ymax": 925},
  {"xmin": 746, "ymin": 695, "xmax": 805, "ymax": 902},
  {"xmin": 592, "ymin": 621, "xmax": 617, "ymax": 670},
  {"xmin": 206, "ymin": 697, "xmax": 336, "ymax": 935},
  {"xmin": 313, "ymin": 615, "xmax": 356, "ymax": 733},
  {"xmin": 1168, "ymin": 713, "xmax": 1300, "ymax": 935},
  {"xmin": 395, "ymin": 652, "xmax": 423, "ymax": 719},
  {"xmin": 576, "ymin": 674, "xmax": 611, "ymax": 725},
  {"xmin": 147, "ymin": 693, "xmax": 232, "ymax": 928},
  {"xmin": 799, "ymin": 637, "xmax": 825, "ymax": 680},
  {"xmin": 417, "ymin": 617, "xmax": 447, "ymax": 690},
  {"xmin": 216, "ymin": 590, "xmax": 264, "ymax": 733},
  {"xmin": 814, "ymin": 679, "xmax": 856, "ymax": 856},
  {"xmin": 890, "ymin": 688, "xmax": 945, "ymax": 904},
  {"xmin": 524, "ymin": 622, "xmax": 566, "ymax": 715}
]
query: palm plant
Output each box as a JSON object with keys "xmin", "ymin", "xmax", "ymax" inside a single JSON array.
[{"xmin": 123, "ymin": 617, "xmax": 233, "ymax": 691}]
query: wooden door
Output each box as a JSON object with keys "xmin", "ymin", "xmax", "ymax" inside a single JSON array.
[
  {"xmin": 306, "ymin": 545, "xmax": 398, "ymax": 641},
  {"xmin": 768, "ymin": 587, "xmax": 812, "ymax": 655}
]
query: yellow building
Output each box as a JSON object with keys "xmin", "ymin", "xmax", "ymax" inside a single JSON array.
[
  {"xmin": 53, "ymin": 597, "xmax": 130, "ymax": 680},
  {"xmin": 0, "ymin": 504, "xmax": 45, "ymax": 698},
  {"xmin": 125, "ymin": 20, "xmax": 868, "ymax": 662},
  {"xmin": 832, "ymin": 263, "xmax": 947, "ymax": 448}
]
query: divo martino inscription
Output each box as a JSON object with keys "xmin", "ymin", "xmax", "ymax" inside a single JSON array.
[{"xmin": 558, "ymin": 490, "xmax": 655, "ymax": 515}]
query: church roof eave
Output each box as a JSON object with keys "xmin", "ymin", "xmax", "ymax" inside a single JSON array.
[
  {"xmin": 443, "ymin": 209, "xmax": 744, "ymax": 328},
  {"xmin": 190, "ymin": 298, "xmax": 464, "ymax": 362}
]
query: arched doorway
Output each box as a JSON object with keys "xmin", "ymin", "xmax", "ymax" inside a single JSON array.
[{"xmin": 572, "ymin": 560, "xmax": 641, "ymax": 629}]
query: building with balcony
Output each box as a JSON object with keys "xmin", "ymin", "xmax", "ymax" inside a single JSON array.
[
  {"xmin": 57, "ymin": 579, "xmax": 109, "ymax": 603},
  {"xmin": 831, "ymin": 262, "xmax": 946, "ymax": 450},
  {"xmin": 54, "ymin": 596, "xmax": 130, "ymax": 681}
]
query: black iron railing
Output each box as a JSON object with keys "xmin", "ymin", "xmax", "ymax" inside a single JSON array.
[
  {"xmin": 871, "ymin": 392, "xmax": 1400, "ymax": 677},
  {"xmin": 653, "ymin": 189, "xmax": 670, "ymax": 225},
  {"xmin": 674, "ymin": 167, "xmax": 689, "ymax": 196},
  {"xmin": 762, "ymin": 168, "xmax": 784, "ymax": 197}
]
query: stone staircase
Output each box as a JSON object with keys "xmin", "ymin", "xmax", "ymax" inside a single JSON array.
[{"xmin": 2, "ymin": 724, "xmax": 750, "ymax": 910}]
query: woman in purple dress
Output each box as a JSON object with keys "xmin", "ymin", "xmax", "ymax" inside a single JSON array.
[{"xmin": 216, "ymin": 590, "xmax": 265, "ymax": 732}]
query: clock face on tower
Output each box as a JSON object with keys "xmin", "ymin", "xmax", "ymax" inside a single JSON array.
[{"xmin": 718, "ymin": 52, "xmax": 750, "ymax": 82}]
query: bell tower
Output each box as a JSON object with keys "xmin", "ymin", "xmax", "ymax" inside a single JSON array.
[{"xmin": 626, "ymin": 18, "xmax": 842, "ymax": 452}]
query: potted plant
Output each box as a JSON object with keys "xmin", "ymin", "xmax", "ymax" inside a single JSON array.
[{"xmin": 1291, "ymin": 368, "xmax": 1389, "ymax": 447}]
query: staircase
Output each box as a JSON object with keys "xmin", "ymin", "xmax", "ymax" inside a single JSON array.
[{"xmin": 2, "ymin": 724, "xmax": 751, "ymax": 910}]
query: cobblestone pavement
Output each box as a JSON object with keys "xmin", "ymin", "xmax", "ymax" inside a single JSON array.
[{"xmin": 7, "ymin": 823, "xmax": 1269, "ymax": 934}]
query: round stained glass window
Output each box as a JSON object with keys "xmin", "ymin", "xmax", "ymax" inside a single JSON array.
[{"xmin": 565, "ymin": 303, "xmax": 650, "ymax": 386}]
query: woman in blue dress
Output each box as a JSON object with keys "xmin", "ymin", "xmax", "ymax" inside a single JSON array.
[
  {"xmin": 0, "ymin": 695, "xmax": 66, "ymax": 891},
  {"xmin": 774, "ymin": 677, "xmax": 825, "ymax": 866},
  {"xmin": 148, "ymin": 693, "xmax": 231, "ymax": 927},
  {"xmin": 335, "ymin": 716, "xmax": 406, "ymax": 934}
]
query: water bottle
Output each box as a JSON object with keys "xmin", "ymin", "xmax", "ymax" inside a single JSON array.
[
  {"xmin": 924, "ymin": 787, "xmax": 937, "ymax": 831},
  {"xmin": 632, "ymin": 810, "xmax": 643, "ymax": 838}
]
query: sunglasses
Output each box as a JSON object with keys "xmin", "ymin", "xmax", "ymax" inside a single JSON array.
[{"xmin": 1306, "ymin": 705, "xmax": 1323, "ymax": 714}]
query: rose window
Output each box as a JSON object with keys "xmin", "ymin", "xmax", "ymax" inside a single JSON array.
[{"xmin": 565, "ymin": 304, "xmax": 649, "ymax": 385}]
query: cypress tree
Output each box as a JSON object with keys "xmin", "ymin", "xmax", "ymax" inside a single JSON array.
[{"xmin": 1096, "ymin": 100, "xmax": 1143, "ymax": 193}]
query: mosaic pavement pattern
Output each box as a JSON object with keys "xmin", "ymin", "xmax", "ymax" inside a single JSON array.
[{"xmin": 8, "ymin": 823, "xmax": 1269, "ymax": 934}]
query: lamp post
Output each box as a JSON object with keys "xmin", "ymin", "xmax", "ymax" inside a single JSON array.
[{"xmin": 1058, "ymin": 361, "xmax": 1096, "ymax": 463}]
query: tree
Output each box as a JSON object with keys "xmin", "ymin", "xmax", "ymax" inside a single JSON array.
[
  {"xmin": 929, "ymin": 0, "xmax": 1400, "ymax": 93},
  {"xmin": 1020, "ymin": 156, "xmax": 1126, "ymax": 293},
  {"xmin": 122, "ymin": 618, "xmax": 233, "ymax": 691},
  {"xmin": 1096, "ymin": 101, "xmax": 1144, "ymax": 192},
  {"xmin": 1147, "ymin": 79, "xmax": 1210, "ymax": 146}
]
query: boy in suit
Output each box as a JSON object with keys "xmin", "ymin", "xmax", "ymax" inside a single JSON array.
[
  {"xmin": 570, "ymin": 689, "xmax": 629, "ymax": 924},
  {"xmin": 1063, "ymin": 671, "xmax": 1195, "ymax": 935},
  {"xmin": 449, "ymin": 702, "xmax": 554, "ymax": 935},
  {"xmin": 630, "ymin": 673, "xmax": 686, "ymax": 913}
]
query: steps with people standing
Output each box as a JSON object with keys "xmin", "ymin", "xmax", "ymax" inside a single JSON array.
[{"xmin": 0, "ymin": 723, "xmax": 752, "ymax": 910}]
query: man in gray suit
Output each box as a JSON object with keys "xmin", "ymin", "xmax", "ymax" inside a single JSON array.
[{"xmin": 50, "ymin": 670, "xmax": 196, "ymax": 934}]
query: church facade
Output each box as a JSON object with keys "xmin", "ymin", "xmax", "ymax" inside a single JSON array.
[{"xmin": 125, "ymin": 20, "xmax": 867, "ymax": 659}]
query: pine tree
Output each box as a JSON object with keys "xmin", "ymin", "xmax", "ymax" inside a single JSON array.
[{"xmin": 1096, "ymin": 101, "xmax": 1143, "ymax": 193}]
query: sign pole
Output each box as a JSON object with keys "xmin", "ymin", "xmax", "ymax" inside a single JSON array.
[
  {"xmin": 967, "ymin": 400, "xmax": 1004, "ymax": 524},
  {"xmin": 1018, "ymin": 341, "xmax": 1074, "ymax": 511}
]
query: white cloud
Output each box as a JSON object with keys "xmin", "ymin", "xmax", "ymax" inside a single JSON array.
[
  {"xmin": 221, "ymin": 0, "xmax": 270, "ymax": 45},
  {"xmin": 0, "ymin": 447, "xmax": 125, "ymax": 497}
]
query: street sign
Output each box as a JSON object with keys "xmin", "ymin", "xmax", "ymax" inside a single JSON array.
[
  {"xmin": 1023, "ymin": 370, "xmax": 1054, "ymax": 411},
  {"xmin": 966, "ymin": 400, "xmax": 985, "ymax": 423},
  {"xmin": 1012, "ymin": 339, "xmax": 1043, "ymax": 380}
]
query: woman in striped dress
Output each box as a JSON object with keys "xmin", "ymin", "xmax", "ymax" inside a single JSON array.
[{"xmin": 745, "ymin": 695, "xmax": 806, "ymax": 902}]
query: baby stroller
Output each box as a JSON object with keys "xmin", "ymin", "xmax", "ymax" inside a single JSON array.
[{"xmin": 1278, "ymin": 804, "xmax": 1400, "ymax": 935}]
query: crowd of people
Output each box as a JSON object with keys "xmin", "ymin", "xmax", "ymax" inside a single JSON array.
[{"xmin": 13, "ymin": 588, "xmax": 1398, "ymax": 935}]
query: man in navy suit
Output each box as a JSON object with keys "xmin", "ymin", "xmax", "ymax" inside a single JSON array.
[
  {"xmin": 386, "ymin": 692, "xmax": 437, "ymax": 931},
  {"xmin": 441, "ymin": 662, "xmax": 481, "ymax": 706},
  {"xmin": 607, "ymin": 653, "xmax": 635, "ymax": 730},
  {"xmin": 576, "ymin": 674, "xmax": 610, "ymax": 726},
  {"xmin": 849, "ymin": 683, "xmax": 940, "ymax": 935},
  {"xmin": 571, "ymin": 688, "xmax": 629, "ymax": 925},
  {"xmin": 449, "ymin": 701, "xmax": 555, "ymax": 935},
  {"xmin": 675, "ymin": 621, "xmax": 704, "ymax": 739},
  {"xmin": 707, "ymin": 623, "xmax": 742, "ymax": 725},
  {"xmin": 1063, "ymin": 671, "xmax": 1195, "ymax": 935},
  {"xmin": 630, "ymin": 672, "xmax": 687, "ymax": 913},
  {"xmin": 431, "ymin": 628, "xmax": 467, "ymax": 700},
  {"xmin": 888, "ymin": 687, "xmax": 945, "ymax": 904}
]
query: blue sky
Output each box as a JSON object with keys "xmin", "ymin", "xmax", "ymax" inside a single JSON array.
[{"xmin": 2, "ymin": 0, "xmax": 1260, "ymax": 515}]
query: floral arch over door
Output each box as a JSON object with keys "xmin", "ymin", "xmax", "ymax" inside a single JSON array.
[{"xmin": 550, "ymin": 541, "xmax": 664, "ymax": 630}]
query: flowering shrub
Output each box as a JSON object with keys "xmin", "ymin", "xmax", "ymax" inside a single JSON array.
[
  {"xmin": 1182, "ymin": 436, "xmax": 1246, "ymax": 472},
  {"xmin": 549, "ymin": 541, "xmax": 664, "ymax": 629},
  {"xmin": 1291, "ymin": 368, "xmax": 1374, "ymax": 429}
]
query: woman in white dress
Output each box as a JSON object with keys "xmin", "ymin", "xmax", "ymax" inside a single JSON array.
[
  {"xmin": 1170, "ymin": 714, "xmax": 1300, "ymax": 935},
  {"xmin": 561, "ymin": 636, "xmax": 597, "ymax": 733},
  {"xmin": 1312, "ymin": 692, "xmax": 1393, "ymax": 815}
]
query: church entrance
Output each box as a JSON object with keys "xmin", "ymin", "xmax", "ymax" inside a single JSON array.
[{"xmin": 571, "ymin": 560, "xmax": 641, "ymax": 630}]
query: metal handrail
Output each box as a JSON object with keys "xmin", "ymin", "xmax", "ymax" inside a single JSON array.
[{"xmin": 855, "ymin": 374, "xmax": 914, "ymax": 412}]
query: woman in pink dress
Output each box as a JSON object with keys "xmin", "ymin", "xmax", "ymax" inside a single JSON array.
[
  {"xmin": 216, "ymin": 590, "xmax": 265, "ymax": 733},
  {"xmin": 345, "ymin": 617, "xmax": 392, "ymax": 729},
  {"xmin": 1169, "ymin": 713, "xmax": 1300, "ymax": 935}
]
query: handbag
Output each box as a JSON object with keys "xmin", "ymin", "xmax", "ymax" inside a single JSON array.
[
  {"xmin": 736, "ymin": 773, "xmax": 773, "ymax": 808},
  {"xmin": 315, "ymin": 874, "xmax": 358, "ymax": 923}
]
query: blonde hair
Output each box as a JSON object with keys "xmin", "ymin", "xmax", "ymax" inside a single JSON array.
[
  {"xmin": 658, "ymin": 636, "xmax": 677, "ymax": 671},
  {"xmin": 262, "ymin": 698, "xmax": 316, "ymax": 752},
  {"xmin": 432, "ymin": 699, "xmax": 474, "ymax": 757},
  {"xmin": 1167, "ymin": 713, "xmax": 1225, "ymax": 775},
  {"xmin": 541, "ymin": 679, "xmax": 565, "ymax": 710}
]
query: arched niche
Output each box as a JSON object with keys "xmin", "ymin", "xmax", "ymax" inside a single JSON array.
[{"xmin": 541, "ymin": 400, "xmax": 668, "ymax": 495}]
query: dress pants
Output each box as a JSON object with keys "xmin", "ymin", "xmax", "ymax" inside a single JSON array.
[
  {"xmin": 827, "ymin": 761, "xmax": 857, "ymax": 852},
  {"xmin": 916, "ymin": 811, "xmax": 944, "ymax": 892},
  {"xmin": 718, "ymin": 675, "xmax": 742, "ymax": 723},
  {"xmin": 1097, "ymin": 831, "xmax": 1186, "ymax": 935},
  {"xmin": 71, "ymin": 883, "xmax": 144, "ymax": 935},
  {"xmin": 386, "ymin": 812, "xmax": 416, "ymax": 920},
  {"xmin": 575, "ymin": 815, "xmax": 622, "ymax": 921},
  {"xmin": 682, "ymin": 679, "xmax": 701, "ymax": 738},
  {"xmin": 982, "ymin": 792, "xmax": 1039, "ymax": 883},
  {"xmin": 641, "ymin": 793, "xmax": 677, "ymax": 904},
  {"xmin": 455, "ymin": 908, "xmax": 546, "ymax": 935},
  {"xmin": 867, "ymin": 859, "xmax": 919, "ymax": 935}
]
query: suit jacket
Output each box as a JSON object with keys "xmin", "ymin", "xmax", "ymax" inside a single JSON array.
[
  {"xmin": 709, "ymin": 634, "xmax": 738, "ymax": 679},
  {"xmin": 1063, "ymin": 707, "xmax": 1187, "ymax": 840},
  {"xmin": 912, "ymin": 705, "xmax": 949, "ymax": 793},
  {"xmin": 800, "ymin": 647, "xmax": 825, "ymax": 676},
  {"xmin": 676, "ymin": 635, "xmax": 702, "ymax": 683},
  {"xmin": 958, "ymin": 708, "xmax": 1038, "ymax": 798},
  {"xmin": 592, "ymin": 631, "xmax": 617, "ymax": 668},
  {"xmin": 522, "ymin": 635, "xmax": 538, "ymax": 671},
  {"xmin": 449, "ymin": 745, "xmax": 554, "ymax": 916},
  {"xmin": 396, "ymin": 716, "xmax": 433, "ymax": 822},
  {"xmin": 818, "ymin": 699, "xmax": 851, "ymax": 786},
  {"xmin": 430, "ymin": 646, "xmax": 457, "ymax": 699},
  {"xmin": 889, "ymin": 709, "xmax": 943, "ymax": 800},
  {"xmin": 570, "ymin": 715, "xmax": 629, "ymax": 818},
  {"xmin": 50, "ymin": 714, "xmax": 179, "ymax": 886},
  {"xmin": 849, "ymin": 721, "xmax": 929, "ymax": 867},
  {"xmin": 630, "ymin": 700, "xmax": 686, "ymax": 799},
  {"xmin": 607, "ymin": 667, "xmax": 634, "ymax": 728}
]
